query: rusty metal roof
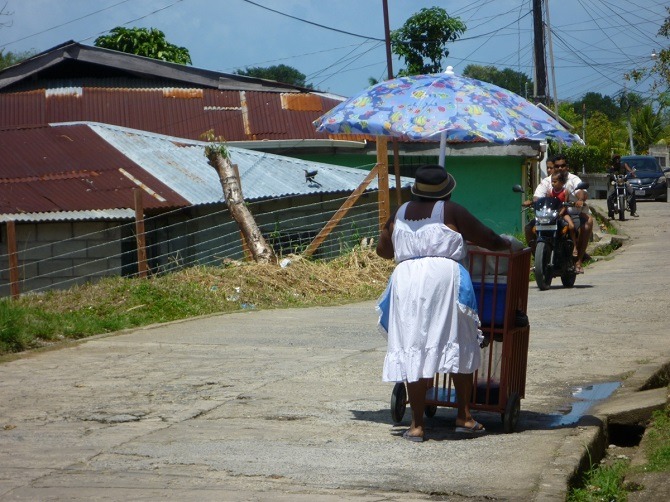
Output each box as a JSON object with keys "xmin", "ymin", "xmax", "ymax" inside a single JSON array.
[
  {"xmin": 0, "ymin": 122, "xmax": 411, "ymax": 221},
  {"xmin": 0, "ymin": 86, "xmax": 343, "ymax": 143},
  {"xmin": 0, "ymin": 41, "xmax": 345, "ymax": 144}
]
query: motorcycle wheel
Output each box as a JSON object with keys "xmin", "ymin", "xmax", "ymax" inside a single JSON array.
[
  {"xmin": 534, "ymin": 242, "xmax": 553, "ymax": 291},
  {"xmin": 561, "ymin": 270, "xmax": 576, "ymax": 288},
  {"xmin": 618, "ymin": 195, "xmax": 626, "ymax": 221}
]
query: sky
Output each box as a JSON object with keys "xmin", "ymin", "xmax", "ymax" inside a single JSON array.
[{"xmin": 0, "ymin": 0, "xmax": 666, "ymax": 103}]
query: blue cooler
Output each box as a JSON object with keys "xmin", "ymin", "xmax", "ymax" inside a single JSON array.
[{"xmin": 473, "ymin": 276, "xmax": 507, "ymax": 326}]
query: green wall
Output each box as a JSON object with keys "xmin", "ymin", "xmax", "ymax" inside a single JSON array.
[{"xmin": 293, "ymin": 153, "xmax": 527, "ymax": 235}]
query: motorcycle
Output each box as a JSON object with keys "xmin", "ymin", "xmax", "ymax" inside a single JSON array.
[
  {"xmin": 514, "ymin": 182, "xmax": 589, "ymax": 291},
  {"xmin": 609, "ymin": 174, "xmax": 630, "ymax": 221}
]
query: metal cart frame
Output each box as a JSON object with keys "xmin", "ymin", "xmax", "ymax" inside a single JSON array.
[{"xmin": 390, "ymin": 247, "xmax": 532, "ymax": 433}]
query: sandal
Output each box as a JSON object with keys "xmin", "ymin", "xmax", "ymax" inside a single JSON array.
[
  {"xmin": 574, "ymin": 265, "xmax": 584, "ymax": 274},
  {"xmin": 402, "ymin": 429, "xmax": 424, "ymax": 442},
  {"xmin": 454, "ymin": 420, "xmax": 486, "ymax": 434}
]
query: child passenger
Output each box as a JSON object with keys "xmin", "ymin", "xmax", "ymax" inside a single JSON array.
[{"xmin": 550, "ymin": 171, "xmax": 578, "ymax": 257}]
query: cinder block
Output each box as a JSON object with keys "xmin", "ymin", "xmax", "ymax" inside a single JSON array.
[
  {"xmin": 38, "ymin": 259, "xmax": 75, "ymax": 277},
  {"xmin": 52, "ymin": 240, "xmax": 88, "ymax": 259},
  {"xmin": 37, "ymin": 222, "xmax": 74, "ymax": 241}
]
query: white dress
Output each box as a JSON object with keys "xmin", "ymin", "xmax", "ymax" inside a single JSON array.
[{"xmin": 378, "ymin": 201, "xmax": 482, "ymax": 383}]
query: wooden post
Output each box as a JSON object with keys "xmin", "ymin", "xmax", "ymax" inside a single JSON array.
[
  {"xmin": 392, "ymin": 140, "xmax": 402, "ymax": 205},
  {"xmin": 303, "ymin": 165, "xmax": 379, "ymax": 258},
  {"xmin": 134, "ymin": 189, "xmax": 148, "ymax": 278},
  {"xmin": 6, "ymin": 220, "xmax": 20, "ymax": 298},
  {"xmin": 376, "ymin": 136, "xmax": 390, "ymax": 230}
]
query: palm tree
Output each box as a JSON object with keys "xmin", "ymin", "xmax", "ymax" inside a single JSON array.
[{"xmin": 632, "ymin": 105, "xmax": 663, "ymax": 154}]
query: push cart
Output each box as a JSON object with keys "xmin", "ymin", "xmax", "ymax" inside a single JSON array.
[{"xmin": 390, "ymin": 246, "xmax": 532, "ymax": 433}]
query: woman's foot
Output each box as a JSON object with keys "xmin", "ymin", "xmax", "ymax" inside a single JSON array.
[
  {"xmin": 454, "ymin": 419, "xmax": 485, "ymax": 433},
  {"xmin": 402, "ymin": 427, "xmax": 424, "ymax": 442}
]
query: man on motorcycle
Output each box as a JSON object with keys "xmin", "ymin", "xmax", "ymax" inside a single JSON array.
[
  {"xmin": 607, "ymin": 155, "xmax": 638, "ymax": 217},
  {"xmin": 524, "ymin": 154, "xmax": 592, "ymax": 274}
]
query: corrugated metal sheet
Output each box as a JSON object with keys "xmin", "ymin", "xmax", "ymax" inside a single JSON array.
[
  {"xmin": 1, "ymin": 122, "xmax": 413, "ymax": 221},
  {"xmin": 89, "ymin": 122, "xmax": 403, "ymax": 201},
  {"xmin": 0, "ymin": 208, "xmax": 134, "ymax": 223},
  {"xmin": 0, "ymin": 124, "xmax": 190, "ymax": 215},
  {"xmin": 0, "ymin": 86, "xmax": 340, "ymax": 143}
]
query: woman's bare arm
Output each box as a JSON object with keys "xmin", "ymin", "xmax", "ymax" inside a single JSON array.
[
  {"xmin": 376, "ymin": 209, "xmax": 398, "ymax": 260},
  {"xmin": 447, "ymin": 202, "xmax": 510, "ymax": 251}
]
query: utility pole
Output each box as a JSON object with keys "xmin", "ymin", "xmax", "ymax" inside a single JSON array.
[
  {"xmin": 382, "ymin": 0, "xmax": 402, "ymax": 204},
  {"xmin": 532, "ymin": 0, "xmax": 548, "ymax": 104},
  {"xmin": 621, "ymin": 89, "xmax": 635, "ymax": 155}
]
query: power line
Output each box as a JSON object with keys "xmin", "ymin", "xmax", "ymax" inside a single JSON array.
[
  {"xmin": 239, "ymin": 0, "xmax": 383, "ymax": 42},
  {"xmin": 0, "ymin": 0, "xmax": 131, "ymax": 49}
]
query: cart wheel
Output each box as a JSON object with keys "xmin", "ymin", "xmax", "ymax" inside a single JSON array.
[
  {"xmin": 502, "ymin": 392, "xmax": 520, "ymax": 433},
  {"xmin": 390, "ymin": 382, "xmax": 407, "ymax": 424},
  {"xmin": 425, "ymin": 404, "xmax": 437, "ymax": 418}
]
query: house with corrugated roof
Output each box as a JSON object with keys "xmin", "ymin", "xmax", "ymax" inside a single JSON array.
[
  {"xmin": 0, "ymin": 121, "xmax": 409, "ymax": 296},
  {"xmin": 0, "ymin": 42, "xmax": 415, "ymax": 295}
]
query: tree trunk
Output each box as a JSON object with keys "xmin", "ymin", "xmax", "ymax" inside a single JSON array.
[{"xmin": 206, "ymin": 151, "xmax": 277, "ymax": 265}]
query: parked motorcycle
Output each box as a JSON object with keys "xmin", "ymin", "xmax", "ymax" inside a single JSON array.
[{"xmin": 514, "ymin": 182, "xmax": 589, "ymax": 291}]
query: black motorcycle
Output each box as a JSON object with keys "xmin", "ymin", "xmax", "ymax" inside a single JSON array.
[
  {"xmin": 608, "ymin": 174, "xmax": 630, "ymax": 221},
  {"xmin": 514, "ymin": 182, "xmax": 589, "ymax": 291}
]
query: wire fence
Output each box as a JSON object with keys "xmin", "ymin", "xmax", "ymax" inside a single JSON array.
[{"xmin": 0, "ymin": 191, "xmax": 383, "ymax": 297}]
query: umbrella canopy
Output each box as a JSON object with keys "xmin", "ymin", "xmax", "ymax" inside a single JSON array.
[{"xmin": 313, "ymin": 67, "xmax": 582, "ymax": 146}]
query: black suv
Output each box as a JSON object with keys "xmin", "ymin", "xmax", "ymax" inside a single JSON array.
[{"xmin": 621, "ymin": 155, "xmax": 668, "ymax": 202}]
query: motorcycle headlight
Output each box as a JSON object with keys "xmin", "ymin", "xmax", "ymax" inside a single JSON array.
[{"xmin": 536, "ymin": 208, "xmax": 556, "ymax": 224}]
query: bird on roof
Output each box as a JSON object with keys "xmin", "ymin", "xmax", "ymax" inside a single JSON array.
[{"xmin": 304, "ymin": 169, "xmax": 322, "ymax": 187}]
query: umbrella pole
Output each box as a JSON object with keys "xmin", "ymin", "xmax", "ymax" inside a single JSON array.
[
  {"xmin": 376, "ymin": 136, "xmax": 390, "ymax": 230},
  {"xmin": 438, "ymin": 131, "xmax": 447, "ymax": 167}
]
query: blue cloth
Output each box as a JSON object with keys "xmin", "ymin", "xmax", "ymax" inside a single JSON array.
[{"xmin": 457, "ymin": 263, "xmax": 478, "ymax": 314}]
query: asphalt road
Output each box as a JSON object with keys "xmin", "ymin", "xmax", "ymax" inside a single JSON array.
[{"xmin": 1, "ymin": 200, "xmax": 669, "ymax": 501}]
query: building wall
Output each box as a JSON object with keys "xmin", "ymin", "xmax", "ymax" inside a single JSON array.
[
  {"xmin": 1, "ymin": 221, "xmax": 123, "ymax": 297},
  {"xmin": 649, "ymin": 144, "xmax": 669, "ymax": 168},
  {"xmin": 297, "ymin": 153, "xmax": 529, "ymax": 235},
  {"xmin": 1, "ymin": 192, "xmax": 391, "ymax": 297}
]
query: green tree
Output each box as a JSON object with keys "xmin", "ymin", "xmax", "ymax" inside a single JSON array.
[
  {"xmin": 632, "ymin": 105, "xmax": 664, "ymax": 153},
  {"xmin": 462, "ymin": 64, "xmax": 533, "ymax": 96},
  {"xmin": 390, "ymin": 7, "xmax": 466, "ymax": 76},
  {"xmin": 94, "ymin": 27, "xmax": 191, "ymax": 65},
  {"xmin": 235, "ymin": 64, "xmax": 312, "ymax": 89},
  {"xmin": 584, "ymin": 111, "xmax": 616, "ymax": 155},
  {"xmin": 574, "ymin": 92, "xmax": 622, "ymax": 122},
  {"xmin": 0, "ymin": 49, "xmax": 35, "ymax": 70},
  {"xmin": 563, "ymin": 143, "xmax": 610, "ymax": 173}
]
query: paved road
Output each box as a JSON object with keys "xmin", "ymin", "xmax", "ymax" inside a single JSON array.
[{"xmin": 1, "ymin": 200, "xmax": 669, "ymax": 501}]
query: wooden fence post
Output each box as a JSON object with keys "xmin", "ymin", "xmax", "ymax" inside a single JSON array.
[
  {"xmin": 376, "ymin": 136, "xmax": 390, "ymax": 230},
  {"xmin": 303, "ymin": 165, "xmax": 379, "ymax": 258},
  {"xmin": 6, "ymin": 220, "xmax": 20, "ymax": 298},
  {"xmin": 134, "ymin": 189, "xmax": 148, "ymax": 278}
]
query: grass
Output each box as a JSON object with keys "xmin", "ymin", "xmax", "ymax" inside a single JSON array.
[
  {"xmin": 0, "ymin": 248, "xmax": 394, "ymax": 357},
  {"xmin": 568, "ymin": 458, "xmax": 630, "ymax": 502},
  {"xmin": 641, "ymin": 405, "xmax": 670, "ymax": 472},
  {"xmin": 568, "ymin": 402, "xmax": 670, "ymax": 501},
  {"xmin": 2, "ymin": 221, "xmax": 620, "ymax": 358}
]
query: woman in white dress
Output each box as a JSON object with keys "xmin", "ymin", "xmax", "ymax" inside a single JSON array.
[{"xmin": 376, "ymin": 165, "xmax": 513, "ymax": 442}]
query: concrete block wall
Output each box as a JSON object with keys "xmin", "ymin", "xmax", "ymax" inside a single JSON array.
[{"xmin": 1, "ymin": 221, "xmax": 123, "ymax": 297}]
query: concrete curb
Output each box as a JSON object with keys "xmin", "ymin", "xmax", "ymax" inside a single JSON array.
[{"xmin": 541, "ymin": 361, "xmax": 670, "ymax": 501}]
